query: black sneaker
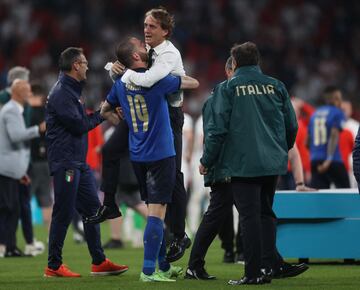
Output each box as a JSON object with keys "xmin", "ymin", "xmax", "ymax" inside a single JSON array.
[
  {"xmin": 83, "ymin": 205, "xmax": 122, "ymax": 224},
  {"xmin": 185, "ymin": 268, "xmax": 216, "ymax": 280},
  {"xmin": 299, "ymin": 258, "xmax": 309, "ymax": 264},
  {"xmin": 260, "ymin": 268, "xmax": 273, "ymax": 283},
  {"xmin": 273, "ymin": 262, "xmax": 309, "ymax": 279},
  {"xmin": 235, "ymin": 252, "xmax": 245, "ymax": 264},
  {"xmin": 5, "ymin": 247, "xmax": 26, "ymax": 258},
  {"xmin": 223, "ymin": 251, "xmax": 235, "ymax": 263},
  {"xmin": 166, "ymin": 233, "xmax": 191, "ymax": 262},
  {"xmin": 103, "ymin": 239, "xmax": 124, "ymax": 249},
  {"xmin": 228, "ymin": 276, "xmax": 268, "ymax": 285}
]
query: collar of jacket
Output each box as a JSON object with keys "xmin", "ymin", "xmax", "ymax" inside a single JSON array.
[
  {"xmin": 133, "ymin": 67, "xmax": 147, "ymax": 73},
  {"xmin": 60, "ymin": 73, "xmax": 84, "ymax": 97},
  {"xmin": 234, "ymin": 65, "xmax": 262, "ymax": 76}
]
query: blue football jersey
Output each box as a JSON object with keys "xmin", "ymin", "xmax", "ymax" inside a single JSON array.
[
  {"xmin": 107, "ymin": 70, "xmax": 180, "ymax": 162},
  {"xmin": 308, "ymin": 105, "xmax": 345, "ymax": 162}
]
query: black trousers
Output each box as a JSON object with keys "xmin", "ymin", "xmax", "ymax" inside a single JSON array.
[
  {"xmin": 310, "ymin": 161, "xmax": 350, "ymax": 189},
  {"xmin": 277, "ymin": 171, "xmax": 296, "ymax": 190},
  {"xmin": 0, "ymin": 175, "xmax": 20, "ymax": 251},
  {"xmin": 165, "ymin": 107, "xmax": 187, "ymax": 238},
  {"xmin": 188, "ymin": 176, "xmax": 283, "ymax": 278},
  {"xmin": 100, "ymin": 107, "xmax": 187, "ymax": 238},
  {"xmin": 19, "ymin": 183, "xmax": 33, "ymax": 244},
  {"xmin": 188, "ymin": 183, "xmax": 234, "ymax": 270},
  {"xmin": 100, "ymin": 120, "xmax": 129, "ymax": 194},
  {"xmin": 218, "ymin": 209, "xmax": 243, "ymax": 254},
  {"xmin": 232, "ymin": 176, "xmax": 283, "ymax": 278}
]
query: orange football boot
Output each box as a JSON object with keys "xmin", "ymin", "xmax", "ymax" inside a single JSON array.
[
  {"xmin": 44, "ymin": 264, "xmax": 81, "ymax": 277},
  {"xmin": 91, "ymin": 258, "xmax": 129, "ymax": 276}
]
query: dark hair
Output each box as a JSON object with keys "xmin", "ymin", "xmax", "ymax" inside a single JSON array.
[
  {"xmin": 115, "ymin": 37, "xmax": 136, "ymax": 68},
  {"xmin": 145, "ymin": 6, "xmax": 175, "ymax": 39},
  {"xmin": 323, "ymin": 85, "xmax": 341, "ymax": 104},
  {"xmin": 323, "ymin": 85, "xmax": 340, "ymax": 96},
  {"xmin": 31, "ymin": 82, "xmax": 47, "ymax": 96},
  {"xmin": 59, "ymin": 47, "xmax": 83, "ymax": 72},
  {"xmin": 231, "ymin": 42, "xmax": 260, "ymax": 69}
]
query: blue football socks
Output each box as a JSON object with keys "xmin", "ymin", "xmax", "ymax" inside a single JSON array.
[
  {"xmin": 158, "ymin": 229, "xmax": 170, "ymax": 272},
  {"xmin": 142, "ymin": 216, "xmax": 164, "ymax": 275}
]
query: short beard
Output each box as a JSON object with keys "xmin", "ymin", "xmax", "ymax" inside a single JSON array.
[{"xmin": 138, "ymin": 51, "xmax": 149, "ymax": 63}]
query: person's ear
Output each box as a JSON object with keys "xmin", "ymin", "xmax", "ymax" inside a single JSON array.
[
  {"xmin": 162, "ymin": 29, "xmax": 169, "ymax": 38},
  {"xmin": 133, "ymin": 52, "xmax": 140, "ymax": 61},
  {"xmin": 232, "ymin": 59, "xmax": 237, "ymax": 71},
  {"xmin": 73, "ymin": 62, "xmax": 79, "ymax": 72}
]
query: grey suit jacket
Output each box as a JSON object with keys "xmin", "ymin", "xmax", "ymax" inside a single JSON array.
[{"xmin": 0, "ymin": 100, "xmax": 39, "ymax": 179}]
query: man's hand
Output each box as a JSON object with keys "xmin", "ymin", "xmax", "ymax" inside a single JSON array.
[
  {"xmin": 296, "ymin": 184, "xmax": 317, "ymax": 192},
  {"xmin": 199, "ymin": 164, "xmax": 208, "ymax": 175},
  {"xmin": 20, "ymin": 175, "xmax": 31, "ymax": 185},
  {"xmin": 38, "ymin": 121, "xmax": 46, "ymax": 134},
  {"xmin": 111, "ymin": 61, "xmax": 126, "ymax": 75},
  {"xmin": 115, "ymin": 106, "xmax": 124, "ymax": 120},
  {"xmin": 100, "ymin": 101, "xmax": 121, "ymax": 125},
  {"xmin": 317, "ymin": 160, "xmax": 331, "ymax": 174},
  {"xmin": 108, "ymin": 112, "xmax": 121, "ymax": 125}
]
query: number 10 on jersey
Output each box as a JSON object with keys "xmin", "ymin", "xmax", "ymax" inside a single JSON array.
[{"xmin": 127, "ymin": 94, "xmax": 149, "ymax": 132}]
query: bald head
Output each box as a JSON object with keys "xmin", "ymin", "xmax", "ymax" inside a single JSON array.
[{"xmin": 11, "ymin": 79, "xmax": 31, "ymax": 105}]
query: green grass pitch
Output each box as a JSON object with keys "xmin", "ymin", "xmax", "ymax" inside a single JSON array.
[{"xmin": 1, "ymin": 224, "xmax": 360, "ymax": 290}]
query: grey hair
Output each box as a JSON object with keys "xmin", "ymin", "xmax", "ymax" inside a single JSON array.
[{"xmin": 7, "ymin": 66, "xmax": 30, "ymax": 85}]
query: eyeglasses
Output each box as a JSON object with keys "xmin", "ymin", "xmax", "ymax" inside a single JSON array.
[{"xmin": 76, "ymin": 60, "xmax": 88, "ymax": 66}]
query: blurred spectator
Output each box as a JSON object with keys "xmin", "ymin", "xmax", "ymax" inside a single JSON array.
[
  {"xmin": 28, "ymin": 83, "xmax": 53, "ymax": 231},
  {"xmin": 340, "ymin": 100, "xmax": 359, "ymax": 188},
  {"xmin": 278, "ymin": 97, "xmax": 313, "ymax": 187},
  {"xmin": 182, "ymin": 112, "xmax": 193, "ymax": 191},
  {"xmin": 339, "ymin": 127, "xmax": 355, "ymax": 184},
  {"xmin": 187, "ymin": 114, "xmax": 210, "ymax": 237},
  {"xmin": 308, "ymin": 86, "xmax": 350, "ymax": 189},
  {"xmin": 0, "ymin": 66, "xmax": 30, "ymax": 109},
  {"xmin": 0, "ymin": 66, "xmax": 45, "ymax": 256},
  {"xmin": 0, "ymin": 79, "xmax": 45, "ymax": 257}
]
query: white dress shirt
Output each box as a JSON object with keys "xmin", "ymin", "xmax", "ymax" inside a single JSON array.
[
  {"xmin": 13, "ymin": 99, "xmax": 24, "ymax": 114},
  {"xmin": 123, "ymin": 40, "xmax": 186, "ymax": 107}
]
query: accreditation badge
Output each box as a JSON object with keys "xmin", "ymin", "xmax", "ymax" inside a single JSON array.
[{"xmin": 65, "ymin": 169, "xmax": 75, "ymax": 183}]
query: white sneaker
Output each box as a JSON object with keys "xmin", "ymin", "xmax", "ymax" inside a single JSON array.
[
  {"xmin": 24, "ymin": 243, "xmax": 43, "ymax": 256},
  {"xmin": 77, "ymin": 221, "xmax": 84, "ymax": 233},
  {"xmin": 131, "ymin": 230, "xmax": 143, "ymax": 248},
  {"xmin": 73, "ymin": 231, "xmax": 85, "ymax": 243},
  {"xmin": 34, "ymin": 239, "xmax": 45, "ymax": 252}
]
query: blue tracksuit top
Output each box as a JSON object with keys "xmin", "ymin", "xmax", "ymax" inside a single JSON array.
[{"xmin": 45, "ymin": 74, "xmax": 104, "ymax": 174}]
